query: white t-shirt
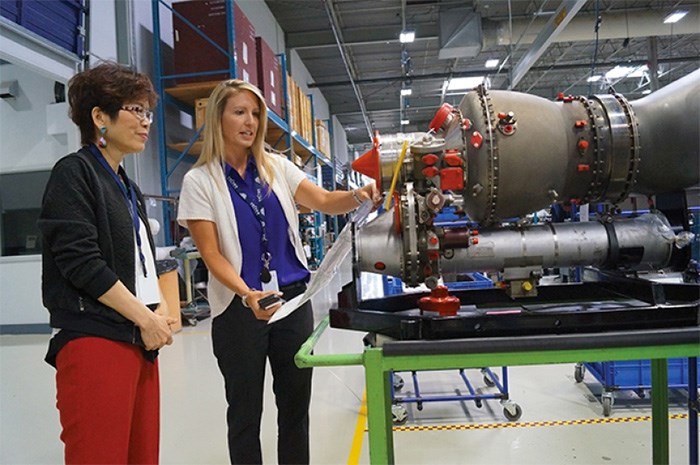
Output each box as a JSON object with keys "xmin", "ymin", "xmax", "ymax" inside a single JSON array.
[{"xmin": 134, "ymin": 222, "xmax": 160, "ymax": 306}]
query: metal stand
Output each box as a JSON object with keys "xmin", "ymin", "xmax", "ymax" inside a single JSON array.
[{"xmin": 296, "ymin": 317, "xmax": 700, "ymax": 465}]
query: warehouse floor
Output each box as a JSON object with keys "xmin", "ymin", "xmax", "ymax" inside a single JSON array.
[{"xmin": 1, "ymin": 265, "xmax": 695, "ymax": 465}]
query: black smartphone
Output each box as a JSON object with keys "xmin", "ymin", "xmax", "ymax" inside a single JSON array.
[{"xmin": 257, "ymin": 294, "xmax": 285, "ymax": 310}]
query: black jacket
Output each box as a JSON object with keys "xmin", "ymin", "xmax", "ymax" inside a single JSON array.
[{"xmin": 39, "ymin": 146, "xmax": 157, "ymax": 352}]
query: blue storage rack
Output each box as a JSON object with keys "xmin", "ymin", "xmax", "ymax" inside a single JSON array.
[{"xmin": 575, "ymin": 358, "xmax": 700, "ymax": 416}]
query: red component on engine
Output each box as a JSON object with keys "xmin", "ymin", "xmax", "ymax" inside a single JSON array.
[
  {"xmin": 421, "ymin": 153, "xmax": 439, "ymax": 166},
  {"xmin": 444, "ymin": 153, "xmax": 463, "ymax": 167},
  {"xmin": 352, "ymin": 137, "xmax": 381, "ymax": 185},
  {"xmin": 471, "ymin": 131, "xmax": 483, "ymax": 149},
  {"xmin": 440, "ymin": 168, "xmax": 464, "ymax": 191},
  {"xmin": 422, "ymin": 166, "xmax": 439, "ymax": 177},
  {"xmin": 418, "ymin": 285, "xmax": 460, "ymax": 316},
  {"xmin": 429, "ymin": 103, "xmax": 454, "ymax": 132}
]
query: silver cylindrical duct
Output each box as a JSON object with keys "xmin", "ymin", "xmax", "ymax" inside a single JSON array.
[
  {"xmin": 456, "ymin": 68, "xmax": 700, "ymax": 223},
  {"xmin": 440, "ymin": 213, "xmax": 674, "ymax": 276},
  {"xmin": 356, "ymin": 212, "xmax": 676, "ymax": 280},
  {"xmin": 631, "ymin": 70, "xmax": 700, "ymax": 194}
]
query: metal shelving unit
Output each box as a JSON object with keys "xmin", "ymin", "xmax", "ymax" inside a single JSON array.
[{"xmin": 150, "ymin": 0, "xmax": 330, "ymax": 244}]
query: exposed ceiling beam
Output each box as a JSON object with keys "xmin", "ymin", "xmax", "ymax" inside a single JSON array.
[
  {"xmin": 307, "ymin": 55, "xmax": 699, "ymax": 89},
  {"xmin": 509, "ymin": 0, "xmax": 587, "ymax": 88},
  {"xmin": 323, "ymin": 0, "xmax": 374, "ymax": 141}
]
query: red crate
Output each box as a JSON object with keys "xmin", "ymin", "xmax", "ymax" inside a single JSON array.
[
  {"xmin": 255, "ymin": 36, "xmax": 283, "ymax": 118},
  {"xmin": 173, "ymin": 0, "xmax": 257, "ymax": 86}
]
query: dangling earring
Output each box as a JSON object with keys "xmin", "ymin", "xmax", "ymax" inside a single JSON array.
[{"xmin": 98, "ymin": 126, "xmax": 107, "ymax": 148}]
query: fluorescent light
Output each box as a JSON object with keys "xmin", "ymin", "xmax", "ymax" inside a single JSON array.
[
  {"xmin": 400, "ymin": 88, "xmax": 412, "ymax": 96},
  {"xmin": 605, "ymin": 65, "xmax": 647, "ymax": 79},
  {"xmin": 628, "ymin": 65, "xmax": 648, "ymax": 78},
  {"xmin": 400, "ymin": 119, "xmax": 410, "ymax": 125},
  {"xmin": 446, "ymin": 76, "xmax": 485, "ymax": 91},
  {"xmin": 605, "ymin": 65, "xmax": 635, "ymax": 79},
  {"xmin": 485, "ymin": 59, "xmax": 499, "ymax": 68},
  {"xmin": 664, "ymin": 10, "xmax": 688, "ymax": 24},
  {"xmin": 399, "ymin": 29, "xmax": 415, "ymax": 43},
  {"xmin": 587, "ymin": 75, "xmax": 602, "ymax": 82}
]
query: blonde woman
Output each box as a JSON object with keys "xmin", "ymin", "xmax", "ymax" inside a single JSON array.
[{"xmin": 177, "ymin": 79, "xmax": 379, "ymax": 464}]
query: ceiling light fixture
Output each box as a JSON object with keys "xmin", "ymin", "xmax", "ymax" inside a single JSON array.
[
  {"xmin": 399, "ymin": 29, "xmax": 415, "ymax": 43},
  {"xmin": 401, "ymin": 119, "xmax": 410, "ymax": 125},
  {"xmin": 445, "ymin": 76, "xmax": 486, "ymax": 91},
  {"xmin": 587, "ymin": 75, "xmax": 602, "ymax": 82},
  {"xmin": 400, "ymin": 88, "xmax": 412, "ymax": 96},
  {"xmin": 485, "ymin": 59, "xmax": 500, "ymax": 69},
  {"xmin": 663, "ymin": 10, "xmax": 688, "ymax": 24},
  {"xmin": 605, "ymin": 65, "xmax": 647, "ymax": 80}
]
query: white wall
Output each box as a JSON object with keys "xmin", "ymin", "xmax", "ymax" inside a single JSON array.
[
  {"xmin": 0, "ymin": 65, "xmax": 78, "ymax": 173},
  {"xmin": 0, "ymin": 258, "xmax": 45, "ymax": 326},
  {"xmin": 0, "ymin": 55, "xmax": 80, "ymax": 330}
]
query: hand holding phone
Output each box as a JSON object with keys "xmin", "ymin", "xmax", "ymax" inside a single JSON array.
[{"xmin": 257, "ymin": 294, "xmax": 284, "ymax": 310}]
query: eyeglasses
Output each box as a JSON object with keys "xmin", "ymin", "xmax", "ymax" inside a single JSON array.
[{"xmin": 120, "ymin": 105, "xmax": 154, "ymax": 123}]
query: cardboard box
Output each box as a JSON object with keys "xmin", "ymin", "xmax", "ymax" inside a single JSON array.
[
  {"xmin": 173, "ymin": 0, "xmax": 257, "ymax": 85},
  {"xmin": 255, "ymin": 37, "xmax": 283, "ymax": 118},
  {"xmin": 315, "ymin": 119, "xmax": 331, "ymax": 156},
  {"xmin": 195, "ymin": 98, "xmax": 208, "ymax": 133}
]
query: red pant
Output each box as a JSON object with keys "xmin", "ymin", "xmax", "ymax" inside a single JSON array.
[{"xmin": 55, "ymin": 337, "xmax": 160, "ymax": 464}]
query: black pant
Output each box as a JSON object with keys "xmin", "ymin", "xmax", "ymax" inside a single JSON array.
[{"xmin": 212, "ymin": 283, "xmax": 313, "ymax": 465}]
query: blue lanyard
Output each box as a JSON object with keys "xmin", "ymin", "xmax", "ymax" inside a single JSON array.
[
  {"xmin": 225, "ymin": 162, "xmax": 272, "ymax": 283},
  {"xmin": 87, "ymin": 144, "xmax": 148, "ymax": 278}
]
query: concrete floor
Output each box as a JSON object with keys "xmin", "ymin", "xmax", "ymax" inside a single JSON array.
[{"xmin": 1, "ymin": 266, "xmax": 696, "ymax": 465}]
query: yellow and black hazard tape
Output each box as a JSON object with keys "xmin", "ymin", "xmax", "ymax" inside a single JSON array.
[{"xmin": 391, "ymin": 413, "xmax": 689, "ymax": 432}]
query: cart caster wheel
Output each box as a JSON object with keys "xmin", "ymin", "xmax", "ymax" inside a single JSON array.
[
  {"xmin": 481, "ymin": 368, "xmax": 498, "ymax": 387},
  {"xmin": 602, "ymin": 394, "xmax": 614, "ymax": 417},
  {"xmin": 503, "ymin": 403, "xmax": 522, "ymax": 421},
  {"xmin": 475, "ymin": 399, "xmax": 483, "ymax": 408},
  {"xmin": 574, "ymin": 363, "xmax": 585, "ymax": 383},
  {"xmin": 392, "ymin": 404, "xmax": 407, "ymax": 424},
  {"xmin": 392, "ymin": 374, "xmax": 405, "ymax": 391}
]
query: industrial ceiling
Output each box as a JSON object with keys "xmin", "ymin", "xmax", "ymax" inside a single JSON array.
[{"xmin": 263, "ymin": 0, "xmax": 700, "ymax": 152}]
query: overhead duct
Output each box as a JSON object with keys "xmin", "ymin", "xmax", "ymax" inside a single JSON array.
[
  {"xmin": 438, "ymin": 7, "xmax": 482, "ymax": 59},
  {"xmin": 0, "ymin": 80, "xmax": 18, "ymax": 99},
  {"xmin": 482, "ymin": 8, "xmax": 700, "ymax": 48}
]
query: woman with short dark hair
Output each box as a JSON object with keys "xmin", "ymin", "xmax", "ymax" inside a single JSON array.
[{"xmin": 39, "ymin": 61, "xmax": 176, "ymax": 464}]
